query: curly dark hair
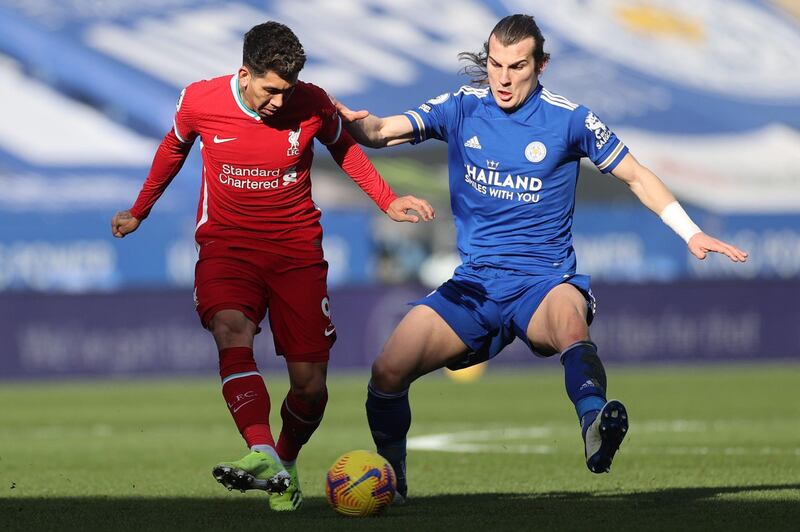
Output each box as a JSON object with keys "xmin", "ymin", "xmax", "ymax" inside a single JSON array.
[
  {"xmin": 459, "ymin": 14, "xmax": 550, "ymax": 85},
  {"xmin": 243, "ymin": 21, "xmax": 306, "ymax": 79}
]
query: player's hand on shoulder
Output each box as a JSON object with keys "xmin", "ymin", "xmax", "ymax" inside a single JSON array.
[
  {"xmin": 386, "ymin": 195, "xmax": 435, "ymax": 223},
  {"xmin": 111, "ymin": 209, "xmax": 141, "ymax": 238},
  {"xmin": 328, "ymin": 93, "xmax": 368, "ymax": 123},
  {"xmin": 688, "ymin": 232, "xmax": 748, "ymax": 263}
]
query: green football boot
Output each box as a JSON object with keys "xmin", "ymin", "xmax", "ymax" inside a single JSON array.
[
  {"xmin": 269, "ymin": 463, "xmax": 302, "ymax": 511},
  {"xmin": 212, "ymin": 450, "xmax": 291, "ymax": 494}
]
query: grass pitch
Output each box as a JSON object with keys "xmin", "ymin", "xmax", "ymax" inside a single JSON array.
[{"xmin": 1, "ymin": 364, "xmax": 799, "ymax": 531}]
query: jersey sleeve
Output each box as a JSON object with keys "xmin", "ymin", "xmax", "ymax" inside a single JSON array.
[
  {"xmin": 307, "ymin": 83, "xmax": 342, "ymax": 146},
  {"xmin": 403, "ymin": 91, "xmax": 459, "ymax": 144},
  {"xmin": 129, "ymin": 129, "xmax": 193, "ymax": 220},
  {"xmin": 326, "ymin": 130, "xmax": 397, "ymax": 211},
  {"xmin": 172, "ymin": 85, "xmax": 199, "ymax": 145},
  {"xmin": 569, "ymin": 106, "xmax": 628, "ymax": 174},
  {"xmin": 129, "ymin": 86, "xmax": 198, "ymax": 220}
]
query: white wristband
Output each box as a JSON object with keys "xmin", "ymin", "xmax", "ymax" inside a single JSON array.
[{"xmin": 659, "ymin": 201, "xmax": 701, "ymax": 243}]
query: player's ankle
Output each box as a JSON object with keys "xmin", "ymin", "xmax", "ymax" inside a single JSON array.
[
  {"xmin": 251, "ymin": 444, "xmax": 282, "ymax": 465},
  {"xmin": 580, "ymin": 409, "xmax": 600, "ymax": 439}
]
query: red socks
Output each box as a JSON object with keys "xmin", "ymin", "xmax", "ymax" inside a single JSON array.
[
  {"xmin": 276, "ymin": 388, "xmax": 328, "ymax": 462},
  {"xmin": 219, "ymin": 347, "xmax": 328, "ymax": 458},
  {"xmin": 219, "ymin": 347, "xmax": 274, "ymax": 447}
]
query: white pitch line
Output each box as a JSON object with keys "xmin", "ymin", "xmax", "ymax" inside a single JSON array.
[{"xmin": 407, "ymin": 424, "xmax": 800, "ymax": 456}]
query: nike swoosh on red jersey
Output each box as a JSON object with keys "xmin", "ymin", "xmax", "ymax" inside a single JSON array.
[{"xmin": 213, "ymin": 135, "xmax": 237, "ymax": 144}]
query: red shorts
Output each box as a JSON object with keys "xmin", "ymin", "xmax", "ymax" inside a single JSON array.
[{"xmin": 194, "ymin": 242, "xmax": 335, "ymax": 362}]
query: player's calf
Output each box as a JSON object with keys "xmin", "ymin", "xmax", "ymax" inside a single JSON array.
[
  {"xmin": 275, "ymin": 388, "xmax": 327, "ymax": 463},
  {"xmin": 366, "ymin": 382, "xmax": 410, "ymax": 501}
]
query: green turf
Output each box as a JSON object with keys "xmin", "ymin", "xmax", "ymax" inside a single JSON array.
[{"xmin": 1, "ymin": 365, "xmax": 799, "ymax": 530}]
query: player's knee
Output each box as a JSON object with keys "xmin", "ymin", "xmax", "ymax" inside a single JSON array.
[
  {"xmin": 290, "ymin": 382, "xmax": 327, "ymax": 405},
  {"xmin": 556, "ymin": 318, "xmax": 590, "ymax": 352},
  {"xmin": 210, "ymin": 311, "xmax": 253, "ymax": 344},
  {"xmin": 210, "ymin": 316, "xmax": 239, "ymax": 336},
  {"xmin": 371, "ymin": 356, "xmax": 410, "ymax": 393},
  {"xmin": 289, "ymin": 372, "xmax": 327, "ymax": 405}
]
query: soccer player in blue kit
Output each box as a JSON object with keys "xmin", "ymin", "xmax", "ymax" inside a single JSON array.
[{"xmin": 335, "ymin": 14, "xmax": 748, "ymax": 501}]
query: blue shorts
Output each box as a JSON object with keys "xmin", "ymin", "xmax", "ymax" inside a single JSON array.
[{"xmin": 413, "ymin": 264, "xmax": 595, "ymax": 369}]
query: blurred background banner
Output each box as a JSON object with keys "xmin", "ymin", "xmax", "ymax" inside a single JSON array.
[
  {"xmin": 1, "ymin": 280, "xmax": 795, "ymax": 378},
  {"xmin": 0, "ymin": 0, "xmax": 798, "ymax": 372}
]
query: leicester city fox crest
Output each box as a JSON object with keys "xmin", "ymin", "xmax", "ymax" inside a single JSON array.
[{"xmin": 525, "ymin": 141, "xmax": 547, "ymax": 163}]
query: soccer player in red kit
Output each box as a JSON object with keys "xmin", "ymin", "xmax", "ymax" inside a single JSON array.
[{"xmin": 111, "ymin": 21, "xmax": 434, "ymax": 511}]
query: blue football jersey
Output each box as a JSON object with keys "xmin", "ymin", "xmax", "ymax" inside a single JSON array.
[{"xmin": 404, "ymin": 83, "xmax": 628, "ymax": 275}]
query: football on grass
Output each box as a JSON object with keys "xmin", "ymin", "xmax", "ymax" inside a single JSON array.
[{"xmin": 325, "ymin": 450, "xmax": 396, "ymax": 516}]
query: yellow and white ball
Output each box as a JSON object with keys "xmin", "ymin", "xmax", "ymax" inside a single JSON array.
[{"xmin": 325, "ymin": 450, "xmax": 396, "ymax": 517}]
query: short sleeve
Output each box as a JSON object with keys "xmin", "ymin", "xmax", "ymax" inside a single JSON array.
[
  {"xmin": 569, "ymin": 106, "xmax": 628, "ymax": 173},
  {"xmin": 173, "ymin": 86, "xmax": 199, "ymax": 144},
  {"xmin": 403, "ymin": 91, "xmax": 459, "ymax": 144}
]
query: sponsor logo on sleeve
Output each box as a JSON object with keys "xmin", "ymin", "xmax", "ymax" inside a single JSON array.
[
  {"xmin": 585, "ymin": 112, "xmax": 612, "ymax": 149},
  {"xmin": 427, "ymin": 92, "xmax": 450, "ymax": 105}
]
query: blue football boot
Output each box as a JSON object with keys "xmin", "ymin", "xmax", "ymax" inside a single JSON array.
[{"xmin": 583, "ymin": 400, "xmax": 628, "ymax": 473}]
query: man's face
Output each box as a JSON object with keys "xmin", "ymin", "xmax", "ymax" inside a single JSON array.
[
  {"xmin": 486, "ymin": 34, "xmax": 539, "ymax": 112},
  {"xmin": 238, "ymin": 67, "xmax": 297, "ymax": 118}
]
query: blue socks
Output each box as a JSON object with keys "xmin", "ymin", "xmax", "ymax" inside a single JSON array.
[
  {"xmin": 561, "ymin": 341, "xmax": 607, "ymax": 435},
  {"xmin": 365, "ymin": 382, "xmax": 410, "ymax": 494}
]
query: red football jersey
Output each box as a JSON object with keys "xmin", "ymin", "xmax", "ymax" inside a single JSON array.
[
  {"xmin": 132, "ymin": 74, "xmax": 396, "ymax": 259},
  {"xmin": 184, "ymin": 74, "xmax": 341, "ymax": 256}
]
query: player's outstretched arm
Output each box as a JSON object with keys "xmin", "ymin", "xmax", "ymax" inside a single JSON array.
[
  {"xmin": 330, "ymin": 96, "xmax": 415, "ymax": 148},
  {"xmin": 111, "ymin": 209, "xmax": 141, "ymax": 238},
  {"xmin": 385, "ymin": 195, "xmax": 435, "ymax": 223},
  {"xmin": 611, "ymin": 153, "xmax": 748, "ymax": 263},
  {"xmin": 325, "ymin": 131, "xmax": 434, "ymax": 223},
  {"xmin": 113, "ymin": 84, "xmax": 196, "ymax": 239},
  {"xmin": 113, "ymin": 129, "xmax": 193, "ymax": 239}
]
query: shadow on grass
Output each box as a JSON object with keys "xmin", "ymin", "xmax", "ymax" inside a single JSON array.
[{"xmin": 1, "ymin": 484, "xmax": 799, "ymax": 531}]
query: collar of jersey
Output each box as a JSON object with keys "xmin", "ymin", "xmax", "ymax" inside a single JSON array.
[
  {"xmin": 485, "ymin": 82, "xmax": 543, "ymax": 121},
  {"xmin": 230, "ymin": 75, "xmax": 262, "ymax": 120}
]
